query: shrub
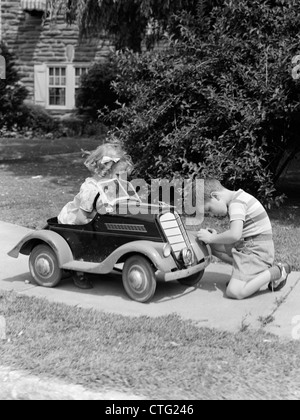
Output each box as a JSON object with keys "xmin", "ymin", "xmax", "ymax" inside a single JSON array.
[
  {"xmin": 17, "ymin": 103, "xmax": 59, "ymax": 134},
  {"xmin": 104, "ymin": 0, "xmax": 300, "ymax": 207},
  {"xmin": 0, "ymin": 43, "xmax": 58, "ymax": 136},
  {"xmin": 0, "ymin": 42, "xmax": 28, "ymax": 129},
  {"xmin": 76, "ymin": 57, "xmax": 125, "ymax": 120}
]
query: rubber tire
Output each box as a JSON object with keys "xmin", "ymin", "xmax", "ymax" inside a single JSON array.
[
  {"xmin": 178, "ymin": 270, "xmax": 205, "ymax": 287},
  {"xmin": 122, "ymin": 255, "xmax": 157, "ymax": 303},
  {"xmin": 29, "ymin": 244, "xmax": 62, "ymax": 288}
]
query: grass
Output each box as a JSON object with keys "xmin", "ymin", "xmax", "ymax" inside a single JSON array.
[
  {"xmin": 1, "ymin": 290, "xmax": 300, "ymax": 400},
  {"xmin": 0, "ymin": 136, "xmax": 102, "ymax": 230},
  {"xmin": 0, "ymin": 135, "xmax": 300, "ymax": 399},
  {"xmin": 0, "ymin": 136, "xmax": 102, "ymax": 162}
]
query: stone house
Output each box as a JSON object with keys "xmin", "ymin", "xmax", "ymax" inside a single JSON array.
[{"xmin": 0, "ymin": 0, "xmax": 113, "ymax": 114}]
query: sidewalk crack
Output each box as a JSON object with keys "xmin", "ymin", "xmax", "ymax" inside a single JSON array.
[{"xmin": 261, "ymin": 275, "xmax": 300, "ymax": 329}]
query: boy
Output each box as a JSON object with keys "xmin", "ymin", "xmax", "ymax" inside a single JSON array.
[{"xmin": 197, "ymin": 179, "xmax": 291, "ymax": 300}]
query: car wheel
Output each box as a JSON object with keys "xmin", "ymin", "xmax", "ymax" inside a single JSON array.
[
  {"xmin": 29, "ymin": 244, "xmax": 62, "ymax": 288},
  {"xmin": 122, "ymin": 255, "xmax": 157, "ymax": 303},
  {"xmin": 178, "ymin": 270, "xmax": 205, "ymax": 287}
]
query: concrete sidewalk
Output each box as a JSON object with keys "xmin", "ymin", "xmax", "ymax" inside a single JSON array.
[{"xmin": 0, "ymin": 221, "xmax": 299, "ymax": 340}]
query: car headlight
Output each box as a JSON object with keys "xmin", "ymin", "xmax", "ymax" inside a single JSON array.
[
  {"xmin": 163, "ymin": 243, "xmax": 172, "ymax": 258},
  {"xmin": 181, "ymin": 247, "xmax": 194, "ymax": 266}
]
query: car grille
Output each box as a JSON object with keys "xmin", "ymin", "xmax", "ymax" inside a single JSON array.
[
  {"xmin": 105, "ymin": 223, "xmax": 147, "ymax": 233},
  {"xmin": 160, "ymin": 212, "xmax": 191, "ymax": 259}
]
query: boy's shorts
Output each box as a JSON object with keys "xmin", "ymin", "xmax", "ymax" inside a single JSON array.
[{"xmin": 230, "ymin": 234, "xmax": 275, "ymax": 283}]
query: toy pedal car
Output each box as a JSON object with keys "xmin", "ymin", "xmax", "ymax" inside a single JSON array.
[{"xmin": 8, "ymin": 178, "xmax": 212, "ymax": 303}]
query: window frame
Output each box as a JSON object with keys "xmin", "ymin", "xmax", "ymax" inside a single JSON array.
[
  {"xmin": 48, "ymin": 66, "xmax": 67, "ymax": 107},
  {"xmin": 45, "ymin": 63, "xmax": 90, "ymax": 111}
]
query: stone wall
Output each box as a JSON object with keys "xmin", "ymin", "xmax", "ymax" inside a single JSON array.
[{"xmin": 1, "ymin": 0, "xmax": 113, "ymax": 101}]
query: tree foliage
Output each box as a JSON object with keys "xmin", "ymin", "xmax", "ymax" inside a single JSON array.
[
  {"xmin": 75, "ymin": 57, "xmax": 121, "ymax": 118},
  {"xmin": 102, "ymin": 0, "xmax": 300, "ymax": 206},
  {"xmin": 47, "ymin": 0, "xmax": 222, "ymax": 51},
  {"xmin": 0, "ymin": 42, "xmax": 28, "ymax": 129}
]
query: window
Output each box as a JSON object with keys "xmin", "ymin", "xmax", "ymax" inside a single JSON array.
[
  {"xmin": 0, "ymin": 56, "xmax": 6, "ymax": 80},
  {"xmin": 34, "ymin": 64, "xmax": 89, "ymax": 110},
  {"xmin": 49, "ymin": 67, "xmax": 66, "ymax": 106},
  {"xmin": 75, "ymin": 67, "xmax": 89, "ymax": 87},
  {"xmin": 75, "ymin": 67, "xmax": 89, "ymax": 99}
]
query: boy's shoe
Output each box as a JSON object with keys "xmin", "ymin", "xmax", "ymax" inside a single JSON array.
[
  {"xmin": 73, "ymin": 272, "xmax": 94, "ymax": 290},
  {"xmin": 268, "ymin": 263, "xmax": 291, "ymax": 292}
]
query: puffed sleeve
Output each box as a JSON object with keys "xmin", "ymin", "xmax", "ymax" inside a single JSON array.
[{"xmin": 79, "ymin": 179, "xmax": 99, "ymax": 213}]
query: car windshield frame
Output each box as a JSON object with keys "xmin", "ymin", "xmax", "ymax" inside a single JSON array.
[{"xmin": 96, "ymin": 178, "xmax": 141, "ymax": 208}]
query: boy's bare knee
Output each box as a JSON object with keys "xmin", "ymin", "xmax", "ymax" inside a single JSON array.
[{"xmin": 226, "ymin": 284, "xmax": 246, "ymax": 300}]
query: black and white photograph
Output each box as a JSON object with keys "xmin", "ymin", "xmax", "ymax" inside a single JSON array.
[{"xmin": 0, "ymin": 0, "xmax": 299, "ymax": 402}]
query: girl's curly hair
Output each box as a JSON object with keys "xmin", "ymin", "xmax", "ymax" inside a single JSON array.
[{"xmin": 83, "ymin": 143, "xmax": 133, "ymax": 177}]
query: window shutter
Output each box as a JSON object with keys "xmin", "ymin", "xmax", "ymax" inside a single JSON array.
[{"xmin": 34, "ymin": 64, "xmax": 47, "ymax": 107}]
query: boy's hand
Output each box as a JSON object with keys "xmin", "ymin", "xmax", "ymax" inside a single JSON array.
[{"xmin": 197, "ymin": 229, "xmax": 216, "ymax": 244}]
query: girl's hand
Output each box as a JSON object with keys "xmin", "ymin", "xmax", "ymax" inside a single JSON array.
[
  {"xmin": 207, "ymin": 228, "xmax": 217, "ymax": 235},
  {"xmin": 197, "ymin": 229, "xmax": 216, "ymax": 244}
]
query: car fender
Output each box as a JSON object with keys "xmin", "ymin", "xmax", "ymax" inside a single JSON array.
[
  {"xmin": 100, "ymin": 240, "xmax": 177, "ymax": 274},
  {"xmin": 8, "ymin": 230, "xmax": 74, "ymax": 268}
]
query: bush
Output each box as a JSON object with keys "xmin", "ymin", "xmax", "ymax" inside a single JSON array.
[
  {"xmin": 76, "ymin": 57, "xmax": 125, "ymax": 119},
  {"xmin": 104, "ymin": 0, "xmax": 300, "ymax": 207},
  {"xmin": 0, "ymin": 43, "xmax": 59, "ymax": 136},
  {"xmin": 0, "ymin": 42, "xmax": 28, "ymax": 129},
  {"xmin": 17, "ymin": 103, "xmax": 59, "ymax": 134}
]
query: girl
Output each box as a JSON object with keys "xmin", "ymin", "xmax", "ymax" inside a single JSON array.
[
  {"xmin": 58, "ymin": 142, "xmax": 133, "ymax": 290},
  {"xmin": 58, "ymin": 143, "xmax": 133, "ymax": 225}
]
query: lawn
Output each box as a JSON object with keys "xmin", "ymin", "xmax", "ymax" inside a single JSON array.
[
  {"xmin": 0, "ymin": 135, "xmax": 300, "ymax": 399},
  {"xmin": 0, "ymin": 136, "xmax": 101, "ymax": 230},
  {"xmin": 1, "ymin": 290, "xmax": 300, "ymax": 400}
]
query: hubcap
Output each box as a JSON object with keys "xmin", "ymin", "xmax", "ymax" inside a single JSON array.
[
  {"xmin": 128, "ymin": 266, "xmax": 147, "ymax": 293},
  {"xmin": 35, "ymin": 255, "xmax": 53, "ymax": 278}
]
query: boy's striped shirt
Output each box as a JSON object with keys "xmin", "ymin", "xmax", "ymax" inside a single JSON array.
[{"xmin": 228, "ymin": 190, "xmax": 272, "ymax": 238}]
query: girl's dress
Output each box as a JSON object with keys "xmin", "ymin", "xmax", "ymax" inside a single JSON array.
[{"xmin": 58, "ymin": 177, "xmax": 100, "ymax": 225}]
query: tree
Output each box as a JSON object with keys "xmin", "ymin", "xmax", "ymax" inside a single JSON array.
[
  {"xmin": 75, "ymin": 56, "xmax": 123, "ymax": 117},
  {"xmin": 47, "ymin": 0, "xmax": 223, "ymax": 52},
  {"xmin": 102, "ymin": 0, "xmax": 300, "ymax": 206},
  {"xmin": 0, "ymin": 42, "xmax": 28, "ymax": 129}
]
